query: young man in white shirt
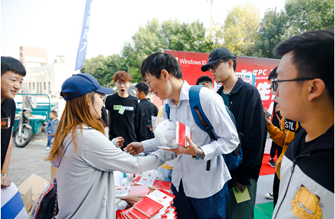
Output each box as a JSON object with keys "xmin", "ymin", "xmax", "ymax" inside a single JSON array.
[{"xmin": 125, "ymin": 52, "xmax": 239, "ymax": 219}]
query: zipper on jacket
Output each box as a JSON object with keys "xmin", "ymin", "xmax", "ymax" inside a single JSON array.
[{"xmin": 273, "ymin": 153, "xmax": 310, "ymax": 219}]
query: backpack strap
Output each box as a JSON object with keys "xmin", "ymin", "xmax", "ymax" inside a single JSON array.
[
  {"xmin": 165, "ymin": 103, "xmax": 170, "ymax": 120},
  {"xmin": 189, "ymin": 85, "xmax": 217, "ymax": 171},
  {"xmin": 189, "ymin": 86, "xmax": 218, "ymax": 141}
]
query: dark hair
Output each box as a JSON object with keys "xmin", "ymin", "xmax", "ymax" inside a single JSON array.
[
  {"xmin": 275, "ymin": 28, "xmax": 334, "ymax": 102},
  {"xmin": 135, "ymin": 82, "xmax": 149, "ymax": 96},
  {"xmin": 1, "ymin": 56, "xmax": 26, "ymax": 76},
  {"xmin": 196, "ymin": 75, "xmax": 213, "ymax": 85},
  {"xmin": 113, "ymin": 71, "xmax": 131, "ymax": 82},
  {"xmin": 50, "ymin": 110, "xmax": 58, "ymax": 117},
  {"xmin": 140, "ymin": 52, "xmax": 183, "ymax": 80},
  {"xmin": 268, "ymin": 66, "xmax": 278, "ymax": 80}
]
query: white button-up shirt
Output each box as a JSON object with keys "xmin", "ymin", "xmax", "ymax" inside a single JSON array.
[{"xmin": 142, "ymin": 81, "xmax": 239, "ymax": 198}]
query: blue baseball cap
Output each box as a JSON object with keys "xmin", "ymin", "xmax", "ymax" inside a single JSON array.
[{"xmin": 61, "ymin": 73, "xmax": 114, "ymax": 101}]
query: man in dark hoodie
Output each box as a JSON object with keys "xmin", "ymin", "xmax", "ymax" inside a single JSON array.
[
  {"xmin": 271, "ymin": 28, "xmax": 334, "ymax": 219},
  {"xmin": 201, "ymin": 47, "xmax": 267, "ymax": 219}
]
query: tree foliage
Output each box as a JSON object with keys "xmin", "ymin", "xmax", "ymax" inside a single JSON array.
[
  {"xmin": 223, "ymin": 3, "xmax": 261, "ymax": 56},
  {"xmin": 81, "ymin": 1, "xmax": 334, "ymax": 82},
  {"xmin": 285, "ymin": 0, "xmax": 334, "ymax": 34},
  {"xmin": 254, "ymin": 8, "xmax": 288, "ymax": 58},
  {"xmin": 120, "ymin": 18, "xmax": 212, "ymax": 82},
  {"xmin": 254, "ymin": 0, "xmax": 334, "ymax": 58}
]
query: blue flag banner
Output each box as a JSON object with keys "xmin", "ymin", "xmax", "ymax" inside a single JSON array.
[{"xmin": 75, "ymin": 0, "xmax": 93, "ymax": 70}]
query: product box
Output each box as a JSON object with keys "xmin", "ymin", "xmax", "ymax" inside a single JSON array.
[{"xmin": 18, "ymin": 173, "xmax": 49, "ymax": 213}]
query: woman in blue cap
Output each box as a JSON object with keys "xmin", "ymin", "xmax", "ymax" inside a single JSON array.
[{"xmin": 47, "ymin": 73, "xmax": 174, "ymax": 219}]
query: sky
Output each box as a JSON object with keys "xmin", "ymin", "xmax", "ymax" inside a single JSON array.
[{"xmin": 1, "ymin": 0, "xmax": 286, "ymax": 69}]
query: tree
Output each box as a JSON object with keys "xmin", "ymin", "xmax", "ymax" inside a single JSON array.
[
  {"xmin": 285, "ymin": 0, "xmax": 334, "ymax": 34},
  {"xmin": 223, "ymin": 3, "xmax": 261, "ymax": 56},
  {"xmin": 254, "ymin": 8, "xmax": 288, "ymax": 58},
  {"xmin": 80, "ymin": 54, "xmax": 125, "ymax": 86},
  {"xmin": 121, "ymin": 18, "xmax": 213, "ymax": 82},
  {"xmin": 254, "ymin": 0, "xmax": 333, "ymax": 58},
  {"xmin": 54, "ymin": 55, "xmax": 65, "ymax": 64}
]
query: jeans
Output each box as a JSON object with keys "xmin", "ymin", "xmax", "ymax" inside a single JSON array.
[
  {"xmin": 273, "ymin": 173, "xmax": 280, "ymax": 207},
  {"xmin": 227, "ymin": 177, "xmax": 257, "ymax": 219},
  {"xmin": 171, "ymin": 181, "xmax": 228, "ymax": 219},
  {"xmin": 46, "ymin": 132, "xmax": 54, "ymax": 147}
]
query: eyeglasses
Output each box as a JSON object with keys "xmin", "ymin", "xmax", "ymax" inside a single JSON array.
[
  {"xmin": 209, "ymin": 60, "xmax": 225, "ymax": 71},
  {"xmin": 272, "ymin": 77, "xmax": 315, "ymax": 91},
  {"xmin": 116, "ymin": 81, "xmax": 129, "ymax": 86}
]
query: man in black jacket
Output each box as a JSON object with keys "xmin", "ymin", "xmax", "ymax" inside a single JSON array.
[
  {"xmin": 135, "ymin": 82, "xmax": 158, "ymax": 141},
  {"xmin": 201, "ymin": 47, "xmax": 267, "ymax": 219}
]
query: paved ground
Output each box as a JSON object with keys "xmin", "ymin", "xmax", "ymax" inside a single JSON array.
[{"xmin": 9, "ymin": 132, "xmax": 51, "ymax": 186}]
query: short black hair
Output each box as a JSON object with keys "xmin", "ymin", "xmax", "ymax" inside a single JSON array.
[
  {"xmin": 1, "ymin": 56, "xmax": 26, "ymax": 76},
  {"xmin": 140, "ymin": 52, "xmax": 183, "ymax": 80},
  {"xmin": 135, "ymin": 82, "xmax": 149, "ymax": 96},
  {"xmin": 196, "ymin": 75, "xmax": 213, "ymax": 85},
  {"xmin": 275, "ymin": 28, "xmax": 334, "ymax": 102},
  {"xmin": 50, "ymin": 110, "xmax": 58, "ymax": 117},
  {"xmin": 268, "ymin": 66, "xmax": 278, "ymax": 80}
]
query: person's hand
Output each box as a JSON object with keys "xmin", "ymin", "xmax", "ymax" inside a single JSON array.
[
  {"xmin": 1, "ymin": 174, "xmax": 11, "ymax": 188},
  {"xmin": 115, "ymin": 137, "xmax": 124, "ymax": 148},
  {"xmin": 234, "ymin": 182, "xmax": 247, "ymax": 193},
  {"xmin": 263, "ymin": 109, "xmax": 272, "ymax": 126},
  {"xmin": 163, "ymin": 135, "xmax": 199, "ymax": 157},
  {"xmin": 124, "ymin": 142, "xmax": 144, "ymax": 155}
]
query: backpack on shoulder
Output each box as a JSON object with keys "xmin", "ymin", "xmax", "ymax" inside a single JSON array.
[{"xmin": 166, "ymin": 85, "xmax": 243, "ymax": 171}]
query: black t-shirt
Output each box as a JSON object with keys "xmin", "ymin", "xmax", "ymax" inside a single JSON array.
[
  {"xmin": 137, "ymin": 99, "xmax": 158, "ymax": 141},
  {"xmin": 1, "ymin": 99, "xmax": 16, "ymax": 169},
  {"xmin": 105, "ymin": 94, "xmax": 139, "ymax": 148}
]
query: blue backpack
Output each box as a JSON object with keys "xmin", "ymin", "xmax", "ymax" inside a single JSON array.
[{"xmin": 166, "ymin": 85, "xmax": 243, "ymax": 171}]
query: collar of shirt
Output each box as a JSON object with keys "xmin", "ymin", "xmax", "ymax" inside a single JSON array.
[{"xmin": 166, "ymin": 81, "xmax": 190, "ymax": 107}]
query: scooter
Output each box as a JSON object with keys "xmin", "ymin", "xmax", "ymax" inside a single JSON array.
[{"xmin": 13, "ymin": 108, "xmax": 33, "ymax": 148}]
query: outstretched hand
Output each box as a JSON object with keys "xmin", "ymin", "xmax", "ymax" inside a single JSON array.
[
  {"xmin": 163, "ymin": 135, "xmax": 199, "ymax": 157},
  {"xmin": 124, "ymin": 142, "xmax": 144, "ymax": 155}
]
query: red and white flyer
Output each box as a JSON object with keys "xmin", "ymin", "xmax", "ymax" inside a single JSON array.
[
  {"xmin": 133, "ymin": 189, "xmax": 175, "ymax": 218},
  {"xmin": 132, "ymin": 177, "xmax": 171, "ymax": 190}
]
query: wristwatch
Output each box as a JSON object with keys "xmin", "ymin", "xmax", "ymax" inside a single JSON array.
[{"xmin": 192, "ymin": 148, "xmax": 202, "ymax": 160}]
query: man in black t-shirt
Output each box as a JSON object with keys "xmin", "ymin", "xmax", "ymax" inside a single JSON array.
[
  {"xmin": 135, "ymin": 82, "xmax": 158, "ymax": 141},
  {"xmin": 105, "ymin": 71, "xmax": 139, "ymax": 149},
  {"xmin": 1, "ymin": 56, "xmax": 26, "ymax": 188}
]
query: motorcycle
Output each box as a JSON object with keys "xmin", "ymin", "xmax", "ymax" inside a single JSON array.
[{"xmin": 13, "ymin": 108, "xmax": 33, "ymax": 148}]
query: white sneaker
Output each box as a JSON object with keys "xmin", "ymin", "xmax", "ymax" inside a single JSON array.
[
  {"xmin": 46, "ymin": 147, "xmax": 50, "ymax": 151},
  {"xmin": 265, "ymin": 193, "xmax": 274, "ymax": 199}
]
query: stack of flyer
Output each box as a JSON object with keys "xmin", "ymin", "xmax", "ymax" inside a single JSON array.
[
  {"xmin": 116, "ymin": 189, "xmax": 177, "ymax": 219},
  {"xmin": 115, "ymin": 185, "xmax": 150, "ymax": 198},
  {"xmin": 132, "ymin": 176, "xmax": 171, "ymax": 191}
]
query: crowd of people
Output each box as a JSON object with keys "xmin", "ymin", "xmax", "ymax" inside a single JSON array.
[{"xmin": 1, "ymin": 28, "xmax": 333, "ymax": 219}]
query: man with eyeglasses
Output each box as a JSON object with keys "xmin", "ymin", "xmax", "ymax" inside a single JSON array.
[
  {"xmin": 105, "ymin": 71, "xmax": 139, "ymax": 149},
  {"xmin": 264, "ymin": 66, "xmax": 300, "ymax": 208},
  {"xmin": 201, "ymin": 47, "xmax": 266, "ymax": 219},
  {"xmin": 271, "ymin": 29, "xmax": 334, "ymax": 219}
]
